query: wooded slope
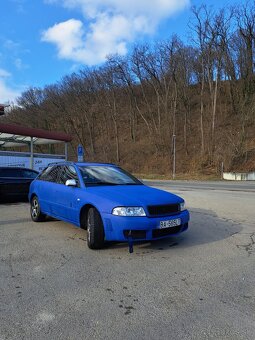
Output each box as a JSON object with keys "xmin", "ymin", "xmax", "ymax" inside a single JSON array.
[{"xmin": 2, "ymin": 3, "xmax": 255, "ymax": 177}]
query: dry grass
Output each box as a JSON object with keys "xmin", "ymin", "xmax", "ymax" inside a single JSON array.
[{"xmin": 135, "ymin": 172, "xmax": 221, "ymax": 181}]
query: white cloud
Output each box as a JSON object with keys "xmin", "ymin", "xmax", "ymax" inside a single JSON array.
[
  {"xmin": 46, "ymin": 0, "xmax": 189, "ymax": 19},
  {"xmin": 14, "ymin": 58, "xmax": 29, "ymax": 70},
  {"xmin": 43, "ymin": 0, "xmax": 190, "ymax": 65},
  {"xmin": 42, "ymin": 15, "xmax": 145, "ymax": 65},
  {"xmin": 11, "ymin": 0, "xmax": 26, "ymax": 13},
  {"xmin": 0, "ymin": 68, "xmax": 21, "ymax": 103},
  {"xmin": 4, "ymin": 39, "xmax": 20, "ymax": 50},
  {"xmin": 0, "ymin": 68, "xmax": 11, "ymax": 78},
  {"xmin": 42, "ymin": 19, "xmax": 84, "ymax": 60}
]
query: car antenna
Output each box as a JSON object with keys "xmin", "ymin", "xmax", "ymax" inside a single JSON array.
[{"xmin": 128, "ymin": 230, "xmax": 134, "ymax": 254}]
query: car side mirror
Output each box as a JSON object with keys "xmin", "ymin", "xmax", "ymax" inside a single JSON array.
[{"xmin": 65, "ymin": 179, "xmax": 77, "ymax": 187}]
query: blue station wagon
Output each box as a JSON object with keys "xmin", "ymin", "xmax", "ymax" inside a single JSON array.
[{"xmin": 29, "ymin": 162, "xmax": 190, "ymax": 249}]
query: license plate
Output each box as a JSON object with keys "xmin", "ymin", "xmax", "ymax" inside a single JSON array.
[{"xmin": 159, "ymin": 218, "xmax": 181, "ymax": 229}]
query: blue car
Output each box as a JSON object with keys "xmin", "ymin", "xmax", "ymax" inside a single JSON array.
[{"xmin": 29, "ymin": 162, "xmax": 189, "ymax": 249}]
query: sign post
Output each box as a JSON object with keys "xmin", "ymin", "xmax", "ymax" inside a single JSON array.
[
  {"xmin": 77, "ymin": 144, "xmax": 84, "ymax": 162},
  {"xmin": 172, "ymin": 134, "xmax": 176, "ymax": 180}
]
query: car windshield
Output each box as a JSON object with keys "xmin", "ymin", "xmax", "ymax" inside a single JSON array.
[{"xmin": 79, "ymin": 166, "xmax": 142, "ymax": 186}]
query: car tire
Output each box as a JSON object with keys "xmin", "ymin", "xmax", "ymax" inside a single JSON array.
[
  {"xmin": 31, "ymin": 196, "xmax": 46, "ymax": 222},
  {"xmin": 87, "ymin": 207, "xmax": 105, "ymax": 249}
]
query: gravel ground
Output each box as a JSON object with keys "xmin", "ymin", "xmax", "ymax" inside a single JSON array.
[{"xmin": 0, "ymin": 183, "xmax": 254, "ymax": 340}]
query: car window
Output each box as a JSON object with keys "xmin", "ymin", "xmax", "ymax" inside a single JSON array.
[
  {"xmin": 38, "ymin": 166, "xmax": 53, "ymax": 180},
  {"xmin": 20, "ymin": 169, "xmax": 38, "ymax": 179},
  {"xmin": 78, "ymin": 166, "xmax": 142, "ymax": 186},
  {"xmin": 0, "ymin": 168, "xmax": 22, "ymax": 177},
  {"xmin": 38, "ymin": 165, "xmax": 59, "ymax": 183},
  {"xmin": 58, "ymin": 165, "xmax": 79, "ymax": 185}
]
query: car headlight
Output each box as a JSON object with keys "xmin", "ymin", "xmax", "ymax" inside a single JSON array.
[
  {"xmin": 112, "ymin": 207, "xmax": 146, "ymax": 217},
  {"xmin": 180, "ymin": 201, "xmax": 186, "ymax": 211}
]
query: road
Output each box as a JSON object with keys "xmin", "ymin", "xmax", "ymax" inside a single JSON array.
[
  {"xmin": 144, "ymin": 179, "xmax": 255, "ymax": 192},
  {"xmin": 0, "ymin": 181, "xmax": 254, "ymax": 340}
]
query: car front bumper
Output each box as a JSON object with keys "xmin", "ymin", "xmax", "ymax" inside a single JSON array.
[{"xmin": 102, "ymin": 210, "xmax": 190, "ymax": 242}]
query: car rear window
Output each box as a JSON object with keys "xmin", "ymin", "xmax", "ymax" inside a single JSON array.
[
  {"xmin": 38, "ymin": 165, "xmax": 59, "ymax": 182},
  {"xmin": 20, "ymin": 169, "xmax": 38, "ymax": 178}
]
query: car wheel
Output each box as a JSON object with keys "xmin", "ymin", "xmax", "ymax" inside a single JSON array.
[
  {"xmin": 31, "ymin": 196, "xmax": 45, "ymax": 222},
  {"xmin": 87, "ymin": 207, "xmax": 105, "ymax": 249}
]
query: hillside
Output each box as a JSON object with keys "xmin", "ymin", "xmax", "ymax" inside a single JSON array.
[
  {"xmin": 1, "ymin": 4, "xmax": 255, "ymax": 178},
  {"xmin": 1, "ymin": 77, "xmax": 255, "ymax": 178}
]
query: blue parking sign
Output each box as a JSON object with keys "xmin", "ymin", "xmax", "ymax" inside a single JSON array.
[{"xmin": 77, "ymin": 144, "xmax": 84, "ymax": 162}]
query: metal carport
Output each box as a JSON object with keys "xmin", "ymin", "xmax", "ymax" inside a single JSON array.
[{"xmin": 0, "ymin": 123, "xmax": 72, "ymax": 170}]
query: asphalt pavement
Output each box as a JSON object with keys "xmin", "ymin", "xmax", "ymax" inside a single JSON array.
[
  {"xmin": 0, "ymin": 181, "xmax": 254, "ymax": 340},
  {"xmin": 144, "ymin": 179, "xmax": 255, "ymax": 192}
]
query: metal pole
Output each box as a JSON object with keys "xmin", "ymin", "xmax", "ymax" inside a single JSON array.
[
  {"xmin": 172, "ymin": 134, "xmax": 176, "ymax": 180},
  {"xmin": 30, "ymin": 137, "xmax": 34, "ymax": 169},
  {"xmin": 65, "ymin": 142, "xmax": 68, "ymax": 161},
  {"xmin": 221, "ymin": 161, "xmax": 224, "ymax": 180}
]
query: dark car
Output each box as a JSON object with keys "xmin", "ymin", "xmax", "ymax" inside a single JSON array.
[
  {"xmin": 0, "ymin": 167, "xmax": 39, "ymax": 201},
  {"xmin": 29, "ymin": 162, "xmax": 189, "ymax": 249}
]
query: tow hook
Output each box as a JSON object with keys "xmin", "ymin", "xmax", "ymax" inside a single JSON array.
[{"xmin": 128, "ymin": 230, "xmax": 134, "ymax": 254}]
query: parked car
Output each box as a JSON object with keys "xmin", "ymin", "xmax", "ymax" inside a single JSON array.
[
  {"xmin": 29, "ymin": 162, "xmax": 190, "ymax": 249},
  {"xmin": 0, "ymin": 167, "xmax": 39, "ymax": 201}
]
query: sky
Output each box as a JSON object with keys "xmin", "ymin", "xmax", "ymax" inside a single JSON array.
[{"xmin": 0, "ymin": 0, "xmax": 242, "ymax": 103}]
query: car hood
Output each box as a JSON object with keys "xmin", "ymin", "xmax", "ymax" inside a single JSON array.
[{"xmin": 85, "ymin": 184, "xmax": 183, "ymax": 212}]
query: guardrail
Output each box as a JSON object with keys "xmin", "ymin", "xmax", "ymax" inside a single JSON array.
[{"xmin": 223, "ymin": 172, "xmax": 255, "ymax": 181}]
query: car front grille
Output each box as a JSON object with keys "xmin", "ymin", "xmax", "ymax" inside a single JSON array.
[
  {"xmin": 152, "ymin": 225, "xmax": 182, "ymax": 238},
  {"xmin": 147, "ymin": 204, "xmax": 180, "ymax": 216}
]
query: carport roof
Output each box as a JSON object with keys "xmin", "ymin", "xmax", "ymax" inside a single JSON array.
[{"xmin": 0, "ymin": 123, "xmax": 72, "ymax": 147}]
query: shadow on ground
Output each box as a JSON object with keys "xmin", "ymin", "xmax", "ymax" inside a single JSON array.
[
  {"xmin": 102, "ymin": 207, "xmax": 242, "ymax": 252},
  {"xmin": 0, "ymin": 196, "xmax": 28, "ymax": 204},
  {"xmin": 0, "ymin": 204, "xmax": 243, "ymax": 253}
]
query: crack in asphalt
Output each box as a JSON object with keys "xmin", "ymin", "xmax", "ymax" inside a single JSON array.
[
  {"xmin": 190, "ymin": 209, "xmax": 243, "ymax": 227},
  {"xmin": 55, "ymin": 253, "xmax": 72, "ymax": 271},
  {"xmin": 236, "ymin": 233, "xmax": 255, "ymax": 255}
]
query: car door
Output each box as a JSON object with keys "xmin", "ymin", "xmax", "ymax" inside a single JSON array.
[
  {"xmin": 53, "ymin": 165, "xmax": 80, "ymax": 223},
  {"xmin": 0, "ymin": 168, "xmax": 19, "ymax": 196},
  {"xmin": 37, "ymin": 165, "xmax": 60, "ymax": 215},
  {"xmin": 0, "ymin": 168, "xmax": 23, "ymax": 197}
]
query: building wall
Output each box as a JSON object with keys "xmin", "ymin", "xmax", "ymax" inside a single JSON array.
[{"xmin": 0, "ymin": 151, "xmax": 65, "ymax": 172}]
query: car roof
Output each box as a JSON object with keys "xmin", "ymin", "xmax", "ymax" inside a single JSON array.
[
  {"xmin": 48, "ymin": 161, "xmax": 117, "ymax": 167},
  {"xmin": 77, "ymin": 162, "xmax": 117, "ymax": 167},
  {"xmin": 0, "ymin": 166, "xmax": 38, "ymax": 172}
]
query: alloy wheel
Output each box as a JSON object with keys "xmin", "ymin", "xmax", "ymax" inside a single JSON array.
[
  {"xmin": 31, "ymin": 198, "xmax": 39, "ymax": 219},
  {"xmin": 87, "ymin": 214, "xmax": 91, "ymax": 243}
]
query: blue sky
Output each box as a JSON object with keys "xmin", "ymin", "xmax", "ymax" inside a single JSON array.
[{"xmin": 0, "ymin": 0, "xmax": 241, "ymax": 103}]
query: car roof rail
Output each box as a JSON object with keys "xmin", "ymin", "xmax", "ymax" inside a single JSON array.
[
  {"xmin": 47, "ymin": 161, "xmax": 75, "ymax": 166},
  {"xmin": 46, "ymin": 161, "xmax": 117, "ymax": 167},
  {"xmin": 76, "ymin": 162, "xmax": 117, "ymax": 166}
]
